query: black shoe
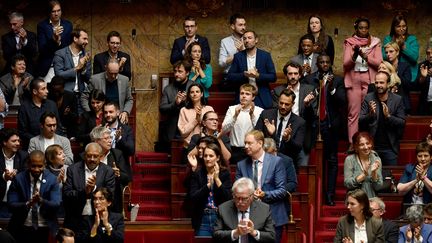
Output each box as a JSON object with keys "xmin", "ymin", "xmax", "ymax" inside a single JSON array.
[{"xmin": 325, "ymin": 194, "xmax": 335, "ymax": 206}]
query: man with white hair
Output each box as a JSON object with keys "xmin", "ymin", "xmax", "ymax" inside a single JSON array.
[
  {"xmin": 369, "ymin": 197, "xmax": 398, "ymax": 243},
  {"xmin": 213, "ymin": 177, "xmax": 275, "ymax": 242},
  {"xmin": 399, "ymin": 204, "xmax": 432, "ymax": 242}
]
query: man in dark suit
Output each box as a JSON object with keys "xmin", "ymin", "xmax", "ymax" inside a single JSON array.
[
  {"xmin": 63, "ymin": 143, "xmax": 115, "ymax": 232},
  {"xmin": 0, "ymin": 128, "xmax": 28, "ymax": 218},
  {"xmin": 93, "ymin": 31, "xmax": 131, "ymax": 80},
  {"xmin": 227, "ymin": 30, "xmax": 277, "ymax": 109},
  {"xmin": 1, "ymin": 12, "xmax": 37, "ymax": 76},
  {"xmin": 170, "ymin": 16, "xmax": 210, "ymax": 65},
  {"xmin": 369, "ymin": 197, "xmax": 398, "ymax": 243},
  {"xmin": 7, "ymin": 150, "xmax": 61, "ymax": 243},
  {"xmin": 82, "ymin": 59, "xmax": 133, "ymax": 124},
  {"xmin": 103, "ymin": 102, "xmax": 135, "ymax": 160},
  {"xmin": 255, "ymin": 89, "xmax": 305, "ymax": 168},
  {"xmin": 304, "ymin": 53, "xmax": 346, "ymax": 205},
  {"xmin": 90, "ymin": 126, "xmax": 132, "ymax": 213},
  {"xmin": 236, "ymin": 130, "xmax": 287, "ymax": 243},
  {"xmin": 37, "ymin": 0, "xmax": 73, "ymax": 79},
  {"xmin": 213, "ymin": 177, "xmax": 275, "ymax": 243},
  {"xmin": 418, "ymin": 44, "xmax": 432, "ymax": 115},
  {"xmin": 359, "ymin": 71, "xmax": 406, "ymax": 166},
  {"xmin": 290, "ymin": 34, "xmax": 318, "ymax": 77}
]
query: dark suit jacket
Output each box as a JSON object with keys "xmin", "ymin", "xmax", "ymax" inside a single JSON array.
[
  {"xmin": 0, "ymin": 72, "xmax": 33, "ymax": 104},
  {"xmin": 383, "ymin": 219, "xmax": 399, "ymax": 243},
  {"xmin": 399, "ymin": 223, "xmax": 432, "ymax": 243},
  {"xmin": 103, "ymin": 122, "xmax": 135, "ymax": 160},
  {"xmin": 7, "ymin": 169, "xmax": 61, "ymax": 235},
  {"xmin": 189, "ymin": 168, "xmax": 232, "ymax": 231},
  {"xmin": 48, "ymin": 90, "xmax": 78, "ymax": 138},
  {"xmin": 333, "ymin": 215, "xmax": 384, "ymax": 243},
  {"xmin": 170, "ymin": 34, "xmax": 210, "ymax": 64},
  {"xmin": 0, "ymin": 150, "xmax": 28, "ymax": 201},
  {"xmin": 93, "ymin": 51, "xmax": 131, "ymax": 80},
  {"xmin": 235, "ymin": 153, "xmax": 287, "ymax": 226},
  {"xmin": 76, "ymin": 213, "xmax": 124, "ymax": 243},
  {"xmin": 290, "ymin": 53, "xmax": 318, "ymax": 75},
  {"xmin": 63, "ymin": 161, "xmax": 115, "ymax": 231},
  {"xmin": 396, "ymin": 62, "xmax": 412, "ymax": 113},
  {"xmin": 77, "ymin": 111, "xmax": 98, "ymax": 145},
  {"xmin": 53, "ymin": 47, "xmax": 91, "ymax": 92},
  {"xmin": 213, "ymin": 200, "xmax": 275, "ymax": 243},
  {"xmin": 37, "ymin": 18, "xmax": 73, "ymax": 77},
  {"xmin": 255, "ymin": 109, "xmax": 305, "ymax": 160},
  {"xmin": 227, "ymin": 49, "xmax": 276, "ymax": 109},
  {"xmin": 359, "ymin": 92, "xmax": 406, "ymax": 154},
  {"xmin": 1, "ymin": 30, "xmax": 37, "ymax": 75},
  {"xmin": 106, "ymin": 148, "xmax": 132, "ymax": 213},
  {"xmin": 417, "ymin": 60, "xmax": 432, "ymax": 115}
]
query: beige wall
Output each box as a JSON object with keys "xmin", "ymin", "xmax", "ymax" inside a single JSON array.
[{"xmin": 1, "ymin": 1, "xmax": 431, "ymax": 151}]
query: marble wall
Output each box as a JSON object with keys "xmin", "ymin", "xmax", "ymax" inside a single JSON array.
[{"xmin": 0, "ymin": 0, "xmax": 431, "ymax": 151}]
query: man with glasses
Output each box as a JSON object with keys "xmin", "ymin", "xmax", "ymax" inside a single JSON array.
[
  {"xmin": 213, "ymin": 177, "xmax": 275, "ymax": 242},
  {"xmin": 93, "ymin": 31, "xmax": 131, "ymax": 80},
  {"xmin": 170, "ymin": 16, "xmax": 210, "ymax": 64},
  {"xmin": 369, "ymin": 197, "xmax": 398, "ymax": 243}
]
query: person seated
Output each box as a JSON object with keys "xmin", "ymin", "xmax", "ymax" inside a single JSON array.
[
  {"xmin": 185, "ymin": 42, "xmax": 212, "ymax": 100},
  {"xmin": 418, "ymin": 42, "xmax": 432, "ymax": 115},
  {"xmin": 178, "ymin": 83, "xmax": 214, "ymax": 147},
  {"xmin": 90, "ymin": 126, "xmax": 132, "ymax": 214},
  {"xmin": 213, "ymin": 177, "xmax": 275, "ymax": 242},
  {"xmin": 378, "ymin": 60, "xmax": 401, "ymax": 94},
  {"xmin": 333, "ymin": 189, "xmax": 384, "ymax": 242},
  {"xmin": 369, "ymin": 197, "xmax": 399, "ymax": 243},
  {"xmin": 397, "ymin": 142, "xmax": 432, "ymax": 205},
  {"xmin": 399, "ymin": 205, "xmax": 432, "ymax": 243},
  {"xmin": 93, "ymin": 31, "xmax": 131, "ymax": 79},
  {"xmin": 0, "ymin": 54, "xmax": 32, "ymax": 106},
  {"xmin": 170, "ymin": 16, "xmax": 210, "ymax": 65},
  {"xmin": 424, "ymin": 203, "xmax": 432, "ymax": 225},
  {"xmin": 291, "ymin": 33, "xmax": 318, "ymax": 76},
  {"xmin": 76, "ymin": 187, "xmax": 124, "ymax": 243},
  {"xmin": 0, "ymin": 128, "xmax": 28, "ymax": 218},
  {"xmin": 28, "ymin": 111, "xmax": 73, "ymax": 165},
  {"xmin": 189, "ymin": 143, "xmax": 232, "ymax": 236},
  {"xmin": 7, "ymin": 150, "xmax": 61, "ymax": 243},
  {"xmin": 48, "ymin": 76, "xmax": 78, "ymax": 138},
  {"xmin": 77, "ymin": 89, "xmax": 106, "ymax": 145},
  {"xmin": 56, "ymin": 228, "xmax": 75, "ymax": 243},
  {"xmin": 187, "ymin": 111, "xmax": 231, "ymax": 167},
  {"xmin": 81, "ymin": 58, "xmax": 132, "ymax": 124},
  {"xmin": 344, "ymin": 132, "xmax": 383, "ymax": 199},
  {"xmin": 45, "ymin": 144, "xmax": 68, "ymax": 218}
]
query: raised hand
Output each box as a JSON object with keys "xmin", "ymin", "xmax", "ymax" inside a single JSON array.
[
  {"xmin": 282, "ymin": 123, "xmax": 292, "ymax": 141},
  {"xmin": 85, "ymin": 175, "xmax": 96, "ymax": 194},
  {"xmin": 187, "ymin": 154, "xmax": 198, "ymax": 171},
  {"xmin": 381, "ymin": 102, "xmax": 390, "ymax": 118},
  {"xmin": 112, "ymin": 162, "xmax": 120, "ymax": 178},
  {"xmin": 368, "ymin": 101, "xmax": 377, "ymax": 116},
  {"xmin": 304, "ymin": 92, "xmax": 315, "ymax": 107},
  {"xmin": 371, "ymin": 160, "xmax": 380, "ymax": 172},
  {"xmin": 263, "ymin": 119, "xmax": 276, "ymax": 135},
  {"xmin": 58, "ymin": 167, "xmax": 65, "ymax": 183}
]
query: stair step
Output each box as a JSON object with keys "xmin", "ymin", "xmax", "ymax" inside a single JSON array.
[
  {"xmin": 132, "ymin": 177, "xmax": 170, "ymax": 191},
  {"xmin": 136, "ymin": 204, "xmax": 171, "ymax": 221},
  {"xmin": 315, "ymin": 230, "xmax": 336, "ymax": 243},
  {"xmin": 316, "ymin": 216, "xmax": 339, "ymax": 231},
  {"xmin": 135, "ymin": 152, "xmax": 169, "ymax": 164},
  {"xmin": 321, "ymin": 203, "xmax": 348, "ymax": 218},
  {"xmin": 131, "ymin": 190, "xmax": 170, "ymax": 204}
]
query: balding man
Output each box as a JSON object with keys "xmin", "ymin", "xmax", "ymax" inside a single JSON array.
[
  {"xmin": 63, "ymin": 143, "xmax": 115, "ymax": 232},
  {"xmin": 81, "ymin": 58, "xmax": 132, "ymax": 124}
]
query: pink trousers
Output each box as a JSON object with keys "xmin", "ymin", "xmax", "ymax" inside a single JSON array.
[{"xmin": 346, "ymin": 72, "xmax": 370, "ymax": 143}]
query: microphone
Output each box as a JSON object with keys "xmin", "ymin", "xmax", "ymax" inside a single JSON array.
[{"xmin": 132, "ymin": 29, "xmax": 136, "ymax": 40}]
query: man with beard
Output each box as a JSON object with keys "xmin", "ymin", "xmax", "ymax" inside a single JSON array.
[
  {"xmin": 255, "ymin": 89, "xmax": 305, "ymax": 169},
  {"xmin": 304, "ymin": 53, "xmax": 346, "ymax": 206},
  {"xmin": 219, "ymin": 13, "xmax": 246, "ymax": 75},
  {"xmin": 158, "ymin": 60, "xmax": 193, "ymax": 152},
  {"xmin": 227, "ymin": 30, "xmax": 276, "ymax": 109},
  {"xmin": 103, "ymin": 102, "xmax": 135, "ymax": 160},
  {"xmin": 93, "ymin": 31, "xmax": 131, "ymax": 79},
  {"xmin": 360, "ymin": 71, "xmax": 406, "ymax": 166}
]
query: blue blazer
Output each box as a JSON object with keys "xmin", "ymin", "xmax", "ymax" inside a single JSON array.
[
  {"xmin": 170, "ymin": 34, "xmax": 211, "ymax": 64},
  {"xmin": 37, "ymin": 18, "xmax": 73, "ymax": 77},
  {"xmin": 53, "ymin": 46, "xmax": 91, "ymax": 92},
  {"xmin": 235, "ymin": 153, "xmax": 287, "ymax": 226},
  {"xmin": 227, "ymin": 49, "xmax": 276, "ymax": 109},
  {"xmin": 7, "ymin": 169, "xmax": 61, "ymax": 235},
  {"xmin": 399, "ymin": 223, "xmax": 432, "ymax": 243}
]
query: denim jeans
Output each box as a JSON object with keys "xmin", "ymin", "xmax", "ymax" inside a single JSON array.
[{"xmin": 195, "ymin": 209, "xmax": 217, "ymax": 236}]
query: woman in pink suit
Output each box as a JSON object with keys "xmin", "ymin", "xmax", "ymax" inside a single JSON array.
[{"xmin": 344, "ymin": 17, "xmax": 382, "ymax": 145}]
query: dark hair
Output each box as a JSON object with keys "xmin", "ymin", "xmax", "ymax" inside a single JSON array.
[
  {"xmin": 184, "ymin": 16, "xmax": 196, "ymax": 24},
  {"xmin": 198, "ymin": 135, "xmax": 219, "ymax": 146},
  {"xmin": 424, "ymin": 203, "xmax": 432, "ymax": 216},
  {"xmin": 40, "ymin": 111, "xmax": 57, "ymax": 125},
  {"xmin": 354, "ymin": 17, "xmax": 370, "ymax": 30},
  {"xmin": 45, "ymin": 144, "xmax": 63, "ymax": 167},
  {"xmin": 300, "ymin": 33, "xmax": 315, "ymax": 45},
  {"xmin": 416, "ymin": 142, "xmax": 432, "ymax": 155},
  {"xmin": 185, "ymin": 42, "xmax": 206, "ymax": 70},
  {"xmin": 243, "ymin": 30, "xmax": 257, "ymax": 39},
  {"xmin": 48, "ymin": 0, "xmax": 61, "ymax": 14},
  {"xmin": 297, "ymin": 15, "xmax": 328, "ymax": 55},
  {"xmin": 280, "ymin": 89, "xmax": 296, "ymax": 101},
  {"xmin": 90, "ymin": 89, "xmax": 106, "ymax": 102},
  {"xmin": 0, "ymin": 128, "xmax": 19, "ymax": 145},
  {"xmin": 11, "ymin": 54, "xmax": 26, "ymax": 68},
  {"xmin": 104, "ymin": 101, "xmax": 120, "ymax": 111},
  {"xmin": 50, "ymin": 76, "xmax": 65, "ymax": 87},
  {"xmin": 185, "ymin": 83, "xmax": 206, "ymax": 109},
  {"xmin": 30, "ymin": 78, "xmax": 45, "ymax": 92},
  {"xmin": 56, "ymin": 228, "xmax": 75, "ymax": 242},
  {"xmin": 203, "ymin": 142, "xmax": 226, "ymax": 170},
  {"xmin": 282, "ymin": 61, "xmax": 302, "ymax": 76},
  {"xmin": 390, "ymin": 14, "xmax": 409, "ymax": 37},
  {"xmin": 71, "ymin": 28, "xmax": 87, "ymax": 39},
  {"xmin": 29, "ymin": 150, "xmax": 45, "ymax": 164},
  {"xmin": 173, "ymin": 60, "xmax": 192, "ymax": 73},
  {"xmin": 346, "ymin": 189, "xmax": 373, "ymax": 222},
  {"xmin": 352, "ymin": 132, "xmax": 374, "ymax": 152},
  {"xmin": 376, "ymin": 71, "xmax": 391, "ymax": 83},
  {"xmin": 107, "ymin": 30, "xmax": 121, "ymax": 42},
  {"xmin": 229, "ymin": 13, "xmax": 245, "ymax": 25},
  {"xmin": 201, "ymin": 111, "xmax": 218, "ymax": 133},
  {"xmin": 93, "ymin": 187, "xmax": 114, "ymax": 203}
]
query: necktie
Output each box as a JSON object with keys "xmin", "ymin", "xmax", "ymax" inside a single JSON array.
[
  {"xmin": 240, "ymin": 211, "xmax": 248, "ymax": 243},
  {"xmin": 275, "ymin": 117, "xmax": 284, "ymax": 148},
  {"xmin": 32, "ymin": 178, "xmax": 38, "ymax": 230},
  {"xmin": 319, "ymin": 79, "xmax": 327, "ymax": 121},
  {"xmin": 253, "ymin": 160, "xmax": 259, "ymax": 188}
]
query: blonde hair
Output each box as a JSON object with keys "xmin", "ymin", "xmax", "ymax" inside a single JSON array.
[{"xmin": 379, "ymin": 60, "xmax": 401, "ymax": 89}]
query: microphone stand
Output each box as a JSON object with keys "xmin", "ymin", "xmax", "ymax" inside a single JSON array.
[
  {"xmin": 286, "ymin": 190, "xmax": 295, "ymax": 224},
  {"xmin": 317, "ymin": 77, "xmax": 324, "ymax": 142}
]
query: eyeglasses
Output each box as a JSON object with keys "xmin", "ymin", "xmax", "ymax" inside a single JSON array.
[
  {"xmin": 109, "ymin": 42, "xmax": 121, "ymax": 46},
  {"xmin": 370, "ymin": 208, "xmax": 382, "ymax": 212}
]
